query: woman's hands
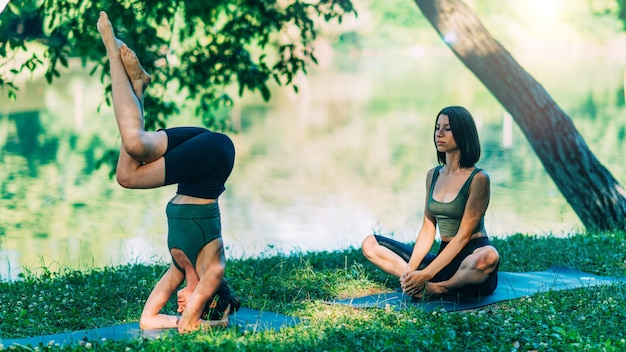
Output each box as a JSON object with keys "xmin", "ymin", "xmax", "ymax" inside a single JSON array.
[
  {"xmin": 178, "ymin": 308, "xmax": 201, "ymax": 333},
  {"xmin": 400, "ymin": 269, "xmax": 432, "ymax": 298},
  {"xmin": 176, "ymin": 287, "xmax": 230, "ymax": 333}
]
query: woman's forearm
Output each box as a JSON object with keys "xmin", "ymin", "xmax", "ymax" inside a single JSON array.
[
  {"xmin": 140, "ymin": 313, "xmax": 179, "ymax": 330},
  {"xmin": 407, "ymin": 230, "xmax": 436, "ymax": 271}
]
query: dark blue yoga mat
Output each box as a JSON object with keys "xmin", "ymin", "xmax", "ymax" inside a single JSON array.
[
  {"xmin": 0, "ymin": 308, "xmax": 300, "ymax": 348},
  {"xmin": 327, "ymin": 267, "xmax": 626, "ymax": 312}
]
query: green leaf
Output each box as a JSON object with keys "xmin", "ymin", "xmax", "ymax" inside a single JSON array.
[
  {"xmin": 7, "ymin": 1, "xmax": 19, "ymax": 15},
  {"xmin": 552, "ymin": 326, "xmax": 567, "ymax": 335},
  {"xmin": 260, "ymin": 84, "xmax": 271, "ymax": 101}
]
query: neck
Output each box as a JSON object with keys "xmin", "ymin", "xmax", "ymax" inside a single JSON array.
[{"xmin": 444, "ymin": 152, "xmax": 462, "ymax": 172}]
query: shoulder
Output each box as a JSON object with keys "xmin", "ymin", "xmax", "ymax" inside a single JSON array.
[
  {"xmin": 474, "ymin": 168, "xmax": 489, "ymax": 180},
  {"xmin": 470, "ymin": 169, "xmax": 490, "ymax": 189},
  {"xmin": 426, "ymin": 166, "xmax": 441, "ymax": 183},
  {"xmin": 427, "ymin": 166, "xmax": 440, "ymax": 178},
  {"xmin": 424, "ymin": 166, "xmax": 441, "ymax": 191}
]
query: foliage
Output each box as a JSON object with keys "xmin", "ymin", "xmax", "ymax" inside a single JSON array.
[
  {"xmin": 619, "ymin": 0, "xmax": 626, "ymax": 29},
  {"xmin": 0, "ymin": 0, "xmax": 356, "ymax": 130}
]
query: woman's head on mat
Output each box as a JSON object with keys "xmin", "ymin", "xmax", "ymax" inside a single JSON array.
[
  {"xmin": 176, "ymin": 287, "xmax": 191, "ymax": 313},
  {"xmin": 177, "ymin": 280, "xmax": 240, "ymax": 320},
  {"xmin": 434, "ymin": 105, "xmax": 481, "ymax": 168}
]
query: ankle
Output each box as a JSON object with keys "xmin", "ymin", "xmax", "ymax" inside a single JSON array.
[
  {"xmin": 132, "ymin": 82, "xmax": 145, "ymax": 97},
  {"xmin": 107, "ymin": 50, "xmax": 121, "ymax": 60}
]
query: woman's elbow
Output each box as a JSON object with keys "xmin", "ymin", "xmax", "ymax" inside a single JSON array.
[{"xmin": 138, "ymin": 317, "xmax": 149, "ymax": 330}]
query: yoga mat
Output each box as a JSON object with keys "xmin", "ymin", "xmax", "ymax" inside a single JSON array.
[
  {"xmin": 328, "ymin": 267, "xmax": 626, "ymax": 312},
  {"xmin": 0, "ymin": 308, "xmax": 300, "ymax": 348}
]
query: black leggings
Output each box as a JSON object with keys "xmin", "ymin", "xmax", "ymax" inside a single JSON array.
[
  {"xmin": 374, "ymin": 235, "xmax": 499, "ymax": 296},
  {"xmin": 162, "ymin": 127, "xmax": 235, "ymax": 199}
]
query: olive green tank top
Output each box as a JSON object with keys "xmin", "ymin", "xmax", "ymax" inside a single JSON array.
[{"xmin": 427, "ymin": 166, "xmax": 484, "ymax": 237}]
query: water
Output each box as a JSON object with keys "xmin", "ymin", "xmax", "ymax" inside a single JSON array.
[{"xmin": 1, "ymin": 46, "xmax": 625, "ymax": 280}]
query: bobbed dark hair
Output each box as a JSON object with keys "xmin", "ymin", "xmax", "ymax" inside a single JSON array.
[{"xmin": 434, "ymin": 106, "xmax": 481, "ymax": 167}]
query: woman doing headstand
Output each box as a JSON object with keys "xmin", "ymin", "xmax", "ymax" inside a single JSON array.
[{"xmin": 97, "ymin": 11, "xmax": 237, "ymax": 333}]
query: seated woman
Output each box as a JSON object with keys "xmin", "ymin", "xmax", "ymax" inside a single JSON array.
[
  {"xmin": 97, "ymin": 11, "xmax": 239, "ymax": 332},
  {"xmin": 361, "ymin": 106, "xmax": 500, "ymax": 298}
]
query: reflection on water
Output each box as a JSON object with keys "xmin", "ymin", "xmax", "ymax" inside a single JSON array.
[{"xmin": 1, "ymin": 49, "xmax": 625, "ymax": 280}]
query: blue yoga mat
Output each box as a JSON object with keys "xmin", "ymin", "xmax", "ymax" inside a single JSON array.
[
  {"xmin": 327, "ymin": 266, "xmax": 626, "ymax": 311},
  {"xmin": 0, "ymin": 308, "xmax": 300, "ymax": 348}
]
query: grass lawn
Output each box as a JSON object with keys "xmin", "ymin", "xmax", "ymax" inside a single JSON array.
[{"xmin": 0, "ymin": 232, "xmax": 624, "ymax": 351}]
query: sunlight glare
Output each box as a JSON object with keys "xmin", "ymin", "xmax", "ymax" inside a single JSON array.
[
  {"xmin": 526, "ymin": 0, "xmax": 564, "ymax": 20},
  {"xmin": 0, "ymin": 0, "xmax": 9, "ymax": 15}
]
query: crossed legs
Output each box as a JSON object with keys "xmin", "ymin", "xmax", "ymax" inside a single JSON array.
[
  {"xmin": 97, "ymin": 11, "xmax": 167, "ymax": 189},
  {"xmin": 361, "ymin": 235, "xmax": 409, "ymax": 277},
  {"xmin": 361, "ymin": 235, "xmax": 499, "ymax": 297},
  {"xmin": 424, "ymin": 245, "xmax": 499, "ymax": 296}
]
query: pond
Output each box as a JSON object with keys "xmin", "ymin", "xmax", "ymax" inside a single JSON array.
[{"xmin": 1, "ymin": 44, "xmax": 625, "ymax": 280}]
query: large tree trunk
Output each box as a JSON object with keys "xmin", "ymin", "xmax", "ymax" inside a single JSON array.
[{"xmin": 413, "ymin": 0, "xmax": 626, "ymax": 231}]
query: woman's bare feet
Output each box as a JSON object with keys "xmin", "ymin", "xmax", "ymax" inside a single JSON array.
[
  {"xmin": 96, "ymin": 11, "xmax": 123, "ymax": 55},
  {"xmin": 120, "ymin": 45, "xmax": 152, "ymax": 95},
  {"xmin": 423, "ymin": 282, "xmax": 447, "ymax": 297}
]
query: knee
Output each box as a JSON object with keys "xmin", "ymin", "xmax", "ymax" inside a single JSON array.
[
  {"xmin": 475, "ymin": 246, "xmax": 499, "ymax": 271},
  {"xmin": 139, "ymin": 310, "xmax": 154, "ymax": 330},
  {"xmin": 116, "ymin": 171, "xmax": 132, "ymax": 189},
  {"xmin": 361, "ymin": 235, "xmax": 378, "ymax": 260},
  {"xmin": 138, "ymin": 316, "xmax": 149, "ymax": 330},
  {"xmin": 115, "ymin": 164, "xmax": 138, "ymax": 189}
]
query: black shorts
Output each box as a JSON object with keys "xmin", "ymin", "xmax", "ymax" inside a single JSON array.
[
  {"xmin": 162, "ymin": 127, "xmax": 235, "ymax": 199},
  {"xmin": 373, "ymin": 235, "xmax": 499, "ymax": 296}
]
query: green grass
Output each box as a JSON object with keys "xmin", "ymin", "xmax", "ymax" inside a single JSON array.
[{"xmin": 0, "ymin": 232, "xmax": 625, "ymax": 351}]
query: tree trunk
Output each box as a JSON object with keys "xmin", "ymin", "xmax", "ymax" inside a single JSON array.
[{"xmin": 413, "ymin": 0, "xmax": 626, "ymax": 231}]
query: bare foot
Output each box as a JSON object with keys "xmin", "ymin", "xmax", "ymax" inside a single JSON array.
[
  {"xmin": 96, "ymin": 11, "xmax": 123, "ymax": 54},
  {"xmin": 120, "ymin": 44, "xmax": 152, "ymax": 93},
  {"xmin": 423, "ymin": 282, "xmax": 447, "ymax": 297}
]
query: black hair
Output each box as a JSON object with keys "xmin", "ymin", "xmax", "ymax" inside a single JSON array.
[{"xmin": 434, "ymin": 106, "xmax": 481, "ymax": 167}]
